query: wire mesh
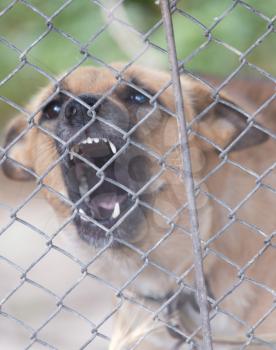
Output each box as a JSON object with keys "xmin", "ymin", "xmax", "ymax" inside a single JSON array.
[{"xmin": 0, "ymin": 0, "xmax": 275, "ymax": 349}]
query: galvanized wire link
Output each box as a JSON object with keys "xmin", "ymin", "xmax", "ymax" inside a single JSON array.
[{"xmin": 0, "ymin": 0, "xmax": 275, "ymax": 349}]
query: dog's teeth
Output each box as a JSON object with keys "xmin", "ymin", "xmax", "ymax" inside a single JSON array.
[
  {"xmin": 79, "ymin": 208, "xmax": 90, "ymax": 222},
  {"xmin": 79, "ymin": 184, "xmax": 89, "ymax": 197},
  {"xmin": 93, "ymin": 138, "xmax": 100, "ymax": 143},
  {"xmin": 79, "ymin": 175, "xmax": 89, "ymax": 201},
  {"xmin": 109, "ymin": 141, "xmax": 116, "ymax": 154},
  {"xmin": 103, "ymin": 138, "xmax": 107, "ymax": 143},
  {"xmin": 112, "ymin": 202, "xmax": 120, "ymax": 219},
  {"xmin": 81, "ymin": 137, "xmax": 93, "ymax": 144}
]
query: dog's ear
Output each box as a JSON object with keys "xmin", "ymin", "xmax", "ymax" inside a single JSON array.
[
  {"xmin": 2, "ymin": 116, "xmax": 35, "ymax": 181},
  {"xmin": 188, "ymin": 81, "xmax": 269, "ymax": 151}
]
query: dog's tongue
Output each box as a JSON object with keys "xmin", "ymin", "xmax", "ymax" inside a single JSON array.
[
  {"xmin": 92, "ymin": 193, "xmax": 120, "ymax": 209},
  {"xmin": 88, "ymin": 192, "xmax": 126, "ymax": 220}
]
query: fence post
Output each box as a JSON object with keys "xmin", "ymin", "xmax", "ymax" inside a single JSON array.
[{"xmin": 159, "ymin": 1, "xmax": 213, "ymax": 348}]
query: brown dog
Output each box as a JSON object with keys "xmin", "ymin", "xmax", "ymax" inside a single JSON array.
[{"xmin": 2, "ymin": 64, "xmax": 275, "ymax": 349}]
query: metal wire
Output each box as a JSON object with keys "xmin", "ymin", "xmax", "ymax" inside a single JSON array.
[{"xmin": 0, "ymin": 0, "xmax": 275, "ymax": 349}]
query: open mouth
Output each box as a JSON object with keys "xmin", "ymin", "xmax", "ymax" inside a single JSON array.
[{"xmin": 64, "ymin": 135, "xmax": 133, "ymax": 243}]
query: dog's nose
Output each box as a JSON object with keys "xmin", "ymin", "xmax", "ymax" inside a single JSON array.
[{"xmin": 64, "ymin": 94, "xmax": 99, "ymax": 125}]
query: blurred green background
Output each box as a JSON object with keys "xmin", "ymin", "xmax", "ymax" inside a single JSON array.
[{"xmin": 0, "ymin": 0, "xmax": 275, "ymax": 129}]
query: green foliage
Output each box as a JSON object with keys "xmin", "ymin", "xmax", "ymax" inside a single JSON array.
[{"xmin": 0, "ymin": 0, "xmax": 274, "ymax": 128}]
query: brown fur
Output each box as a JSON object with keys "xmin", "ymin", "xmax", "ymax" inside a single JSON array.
[{"xmin": 2, "ymin": 64, "xmax": 275, "ymax": 349}]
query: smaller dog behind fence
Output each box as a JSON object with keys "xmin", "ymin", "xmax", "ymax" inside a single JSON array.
[{"xmin": 2, "ymin": 63, "xmax": 276, "ymax": 349}]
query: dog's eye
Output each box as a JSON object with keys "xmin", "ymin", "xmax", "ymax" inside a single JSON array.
[
  {"xmin": 43, "ymin": 101, "xmax": 62, "ymax": 119},
  {"xmin": 129, "ymin": 92, "xmax": 148, "ymax": 104}
]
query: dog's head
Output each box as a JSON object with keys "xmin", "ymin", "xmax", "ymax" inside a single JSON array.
[{"xmin": 2, "ymin": 65, "xmax": 268, "ymax": 260}]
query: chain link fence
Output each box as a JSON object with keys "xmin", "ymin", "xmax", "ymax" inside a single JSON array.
[{"xmin": 0, "ymin": 0, "xmax": 275, "ymax": 349}]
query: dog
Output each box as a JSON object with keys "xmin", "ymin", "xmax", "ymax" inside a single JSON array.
[{"xmin": 2, "ymin": 63, "xmax": 275, "ymax": 349}]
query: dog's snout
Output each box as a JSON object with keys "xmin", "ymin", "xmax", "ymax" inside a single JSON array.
[
  {"xmin": 64, "ymin": 94, "xmax": 99, "ymax": 125},
  {"xmin": 62, "ymin": 93, "xmax": 130, "ymax": 132}
]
